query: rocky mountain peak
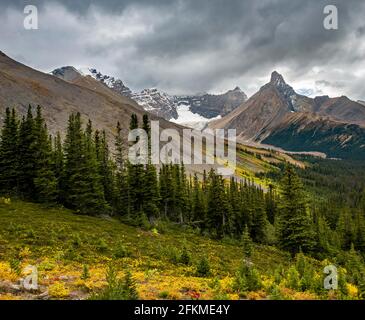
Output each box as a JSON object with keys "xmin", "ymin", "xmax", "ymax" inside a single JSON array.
[
  {"xmin": 79, "ymin": 67, "xmax": 133, "ymax": 97},
  {"xmin": 268, "ymin": 71, "xmax": 298, "ymax": 111},
  {"xmin": 131, "ymin": 88, "xmax": 178, "ymax": 120},
  {"xmin": 232, "ymin": 86, "xmax": 242, "ymax": 92},
  {"xmin": 270, "ymin": 71, "xmax": 294, "ymax": 93},
  {"xmin": 270, "ymin": 71, "xmax": 286, "ymax": 85},
  {"xmin": 51, "ymin": 66, "xmax": 82, "ymax": 82}
]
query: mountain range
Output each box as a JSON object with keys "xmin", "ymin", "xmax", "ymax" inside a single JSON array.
[
  {"xmin": 53, "ymin": 66, "xmax": 247, "ymax": 123},
  {"xmin": 1, "ymin": 50, "xmax": 365, "ymax": 160},
  {"xmin": 210, "ymin": 71, "xmax": 365, "ymax": 159},
  {"xmin": 0, "ymin": 51, "xmax": 179, "ymax": 141}
]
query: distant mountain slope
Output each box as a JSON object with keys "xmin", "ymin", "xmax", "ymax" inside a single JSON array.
[
  {"xmin": 80, "ymin": 67, "xmax": 133, "ymax": 97},
  {"xmin": 210, "ymin": 71, "xmax": 365, "ymax": 159},
  {"xmin": 132, "ymin": 88, "xmax": 179, "ymax": 120},
  {"xmin": 313, "ymin": 95, "xmax": 365, "ymax": 126},
  {"xmin": 60, "ymin": 66, "xmax": 247, "ymax": 122},
  {"xmin": 262, "ymin": 112, "xmax": 365, "ymax": 160},
  {"xmin": 0, "ymin": 51, "xmax": 179, "ymax": 140},
  {"xmin": 210, "ymin": 72, "xmax": 300, "ymax": 140},
  {"xmin": 177, "ymin": 87, "xmax": 247, "ymax": 119}
]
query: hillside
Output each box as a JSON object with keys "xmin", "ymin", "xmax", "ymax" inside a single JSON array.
[
  {"xmin": 0, "ymin": 200, "xmax": 358, "ymax": 300},
  {"xmin": 0, "ymin": 51, "xmax": 181, "ymax": 139},
  {"xmin": 262, "ymin": 113, "xmax": 365, "ymax": 160}
]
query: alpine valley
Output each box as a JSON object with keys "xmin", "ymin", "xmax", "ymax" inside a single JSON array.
[{"xmin": 1, "ymin": 49, "xmax": 365, "ymax": 302}]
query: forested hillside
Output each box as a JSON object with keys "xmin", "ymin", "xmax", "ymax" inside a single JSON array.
[{"xmin": 1, "ymin": 106, "xmax": 365, "ymax": 300}]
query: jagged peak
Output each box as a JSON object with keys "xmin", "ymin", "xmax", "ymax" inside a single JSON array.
[
  {"xmin": 270, "ymin": 71, "xmax": 287, "ymax": 86},
  {"xmin": 51, "ymin": 66, "xmax": 82, "ymax": 80},
  {"xmin": 52, "ymin": 66, "xmax": 80, "ymax": 74}
]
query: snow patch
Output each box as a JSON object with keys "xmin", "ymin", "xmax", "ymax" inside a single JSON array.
[{"xmin": 171, "ymin": 104, "xmax": 221, "ymax": 130}]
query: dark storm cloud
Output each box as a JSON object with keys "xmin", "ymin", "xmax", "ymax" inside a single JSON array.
[{"xmin": 1, "ymin": 0, "xmax": 365, "ymax": 98}]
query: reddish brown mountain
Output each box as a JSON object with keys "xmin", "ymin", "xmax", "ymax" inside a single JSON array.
[
  {"xmin": 0, "ymin": 51, "xmax": 180, "ymax": 139},
  {"xmin": 211, "ymin": 71, "xmax": 365, "ymax": 159}
]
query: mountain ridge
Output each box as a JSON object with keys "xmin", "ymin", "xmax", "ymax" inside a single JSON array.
[
  {"xmin": 51, "ymin": 66, "xmax": 247, "ymax": 122},
  {"xmin": 210, "ymin": 71, "xmax": 365, "ymax": 159}
]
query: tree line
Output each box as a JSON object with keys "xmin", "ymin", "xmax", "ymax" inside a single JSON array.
[{"xmin": 1, "ymin": 106, "xmax": 365, "ymax": 259}]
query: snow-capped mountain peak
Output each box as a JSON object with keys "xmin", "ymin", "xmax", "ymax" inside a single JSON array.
[
  {"xmin": 131, "ymin": 88, "xmax": 178, "ymax": 120},
  {"xmin": 51, "ymin": 66, "xmax": 82, "ymax": 82},
  {"xmin": 78, "ymin": 67, "xmax": 133, "ymax": 97},
  {"xmin": 51, "ymin": 66, "xmax": 246, "ymax": 128}
]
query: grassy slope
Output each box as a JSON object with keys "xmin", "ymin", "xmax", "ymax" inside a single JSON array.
[{"xmin": 0, "ymin": 201, "xmax": 293, "ymax": 300}]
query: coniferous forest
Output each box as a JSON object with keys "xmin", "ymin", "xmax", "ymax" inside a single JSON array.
[{"xmin": 1, "ymin": 105, "xmax": 365, "ymax": 300}]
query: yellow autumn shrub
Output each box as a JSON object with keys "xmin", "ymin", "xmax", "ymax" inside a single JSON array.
[
  {"xmin": 0, "ymin": 262, "xmax": 18, "ymax": 282},
  {"xmin": 48, "ymin": 282, "xmax": 70, "ymax": 299},
  {"xmin": 346, "ymin": 283, "xmax": 358, "ymax": 299}
]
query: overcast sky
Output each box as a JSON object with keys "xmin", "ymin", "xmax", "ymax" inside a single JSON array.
[{"xmin": 1, "ymin": 0, "xmax": 365, "ymax": 99}]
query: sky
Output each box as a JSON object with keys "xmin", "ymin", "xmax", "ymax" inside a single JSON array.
[{"xmin": 1, "ymin": 0, "xmax": 365, "ymax": 100}]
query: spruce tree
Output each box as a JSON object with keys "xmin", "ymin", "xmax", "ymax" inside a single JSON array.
[
  {"xmin": 354, "ymin": 210, "xmax": 365, "ymax": 252},
  {"xmin": 229, "ymin": 178, "xmax": 242, "ymax": 236},
  {"xmin": 191, "ymin": 173, "xmax": 206, "ymax": 227},
  {"xmin": 142, "ymin": 163, "xmax": 160, "ymax": 221},
  {"xmin": 96, "ymin": 130, "xmax": 114, "ymax": 206},
  {"xmin": 336, "ymin": 208, "xmax": 355, "ymax": 250},
  {"xmin": 114, "ymin": 121, "xmax": 125, "ymax": 172},
  {"xmin": 241, "ymin": 225, "xmax": 253, "ymax": 258},
  {"xmin": 277, "ymin": 165, "xmax": 316, "ymax": 254},
  {"xmin": 129, "ymin": 114, "xmax": 138, "ymax": 131},
  {"xmin": 33, "ymin": 106, "xmax": 58, "ymax": 203},
  {"xmin": 114, "ymin": 122, "xmax": 130, "ymax": 215},
  {"xmin": 207, "ymin": 170, "xmax": 231, "ymax": 238},
  {"xmin": 127, "ymin": 113, "xmax": 146, "ymax": 218},
  {"xmin": 17, "ymin": 106, "xmax": 36, "ymax": 199},
  {"xmin": 251, "ymin": 193, "xmax": 267, "ymax": 243},
  {"xmin": 265, "ymin": 184, "xmax": 277, "ymax": 224},
  {"xmin": 63, "ymin": 114, "xmax": 108, "ymax": 214},
  {"xmin": 53, "ymin": 132, "xmax": 64, "ymax": 202},
  {"xmin": 0, "ymin": 108, "xmax": 19, "ymax": 195}
]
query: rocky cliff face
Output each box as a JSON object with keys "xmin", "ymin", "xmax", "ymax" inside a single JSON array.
[
  {"xmin": 131, "ymin": 88, "xmax": 179, "ymax": 120},
  {"xmin": 177, "ymin": 87, "xmax": 247, "ymax": 118}
]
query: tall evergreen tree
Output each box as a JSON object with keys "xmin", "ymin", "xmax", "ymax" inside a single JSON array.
[
  {"xmin": 277, "ymin": 166, "xmax": 316, "ymax": 254},
  {"xmin": 17, "ymin": 106, "xmax": 36, "ymax": 199},
  {"xmin": 191, "ymin": 173, "xmax": 206, "ymax": 226},
  {"xmin": 0, "ymin": 108, "xmax": 19, "ymax": 195},
  {"xmin": 265, "ymin": 184, "xmax": 277, "ymax": 224},
  {"xmin": 114, "ymin": 122, "xmax": 129, "ymax": 216},
  {"xmin": 251, "ymin": 193, "xmax": 268, "ymax": 243},
  {"xmin": 63, "ymin": 114, "xmax": 108, "ymax": 214},
  {"xmin": 95, "ymin": 130, "xmax": 114, "ymax": 206},
  {"xmin": 129, "ymin": 114, "xmax": 138, "ymax": 130},
  {"xmin": 207, "ymin": 169, "xmax": 231, "ymax": 238},
  {"xmin": 242, "ymin": 224, "xmax": 253, "ymax": 258},
  {"xmin": 33, "ymin": 106, "xmax": 58, "ymax": 203},
  {"xmin": 336, "ymin": 208, "xmax": 355, "ymax": 250},
  {"xmin": 53, "ymin": 132, "xmax": 64, "ymax": 202},
  {"xmin": 143, "ymin": 163, "xmax": 160, "ymax": 221}
]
